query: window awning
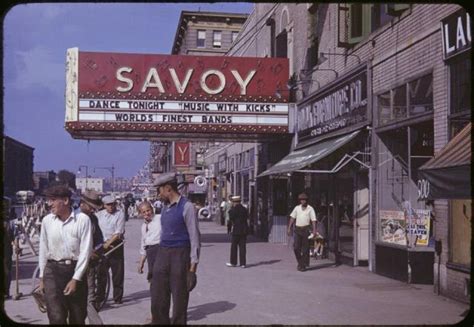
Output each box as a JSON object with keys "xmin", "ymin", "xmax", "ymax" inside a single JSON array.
[
  {"xmin": 418, "ymin": 122, "xmax": 471, "ymax": 199},
  {"xmin": 258, "ymin": 130, "xmax": 361, "ymax": 177}
]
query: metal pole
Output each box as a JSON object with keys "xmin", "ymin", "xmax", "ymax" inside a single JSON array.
[{"xmin": 85, "ymin": 166, "xmax": 88, "ymax": 190}]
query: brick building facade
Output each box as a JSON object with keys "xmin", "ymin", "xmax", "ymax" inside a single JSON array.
[{"xmin": 3, "ymin": 136, "xmax": 34, "ymax": 199}]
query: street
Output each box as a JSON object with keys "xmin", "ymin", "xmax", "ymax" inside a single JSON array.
[{"xmin": 3, "ymin": 218, "xmax": 468, "ymax": 325}]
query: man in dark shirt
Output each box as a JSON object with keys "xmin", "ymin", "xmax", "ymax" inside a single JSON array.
[
  {"xmin": 226, "ymin": 196, "xmax": 249, "ymax": 268},
  {"xmin": 79, "ymin": 190, "xmax": 104, "ymax": 311}
]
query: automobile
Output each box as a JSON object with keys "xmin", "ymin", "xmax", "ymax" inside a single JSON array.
[{"xmin": 198, "ymin": 206, "xmax": 211, "ymax": 221}]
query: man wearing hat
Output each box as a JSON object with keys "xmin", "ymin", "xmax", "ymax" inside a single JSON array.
[
  {"xmin": 38, "ymin": 183, "xmax": 92, "ymax": 324},
  {"xmin": 226, "ymin": 195, "xmax": 249, "ymax": 268},
  {"xmin": 150, "ymin": 172, "xmax": 200, "ymax": 325},
  {"xmin": 78, "ymin": 190, "xmax": 104, "ymax": 311},
  {"xmin": 287, "ymin": 192, "xmax": 317, "ymax": 272},
  {"xmin": 96, "ymin": 194, "xmax": 126, "ymax": 305}
]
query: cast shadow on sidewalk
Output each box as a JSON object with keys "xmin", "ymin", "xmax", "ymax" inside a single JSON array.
[
  {"xmin": 188, "ymin": 301, "xmax": 236, "ymax": 321},
  {"xmin": 99, "ymin": 289, "xmax": 150, "ymax": 312},
  {"xmin": 200, "ymin": 233, "xmax": 264, "ymax": 244},
  {"xmin": 305, "ymin": 261, "xmax": 339, "ymax": 271},
  {"xmin": 245, "ymin": 259, "xmax": 281, "ymax": 268}
]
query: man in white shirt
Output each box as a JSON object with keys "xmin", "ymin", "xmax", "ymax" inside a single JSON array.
[
  {"xmin": 38, "ymin": 184, "xmax": 92, "ymax": 324},
  {"xmin": 137, "ymin": 201, "xmax": 161, "ymax": 281},
  {"xmin": 287, "ymin": 192, "xmax": 317, "ymax": 272},
  {"xmin": 96, "ymin": 195, "xmax": 126, "ymax": 304}
]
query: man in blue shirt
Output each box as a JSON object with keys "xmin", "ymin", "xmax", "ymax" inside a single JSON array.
[{"xmin": 150, "ymin": 172, "xmax": 200, "ymax": 325}]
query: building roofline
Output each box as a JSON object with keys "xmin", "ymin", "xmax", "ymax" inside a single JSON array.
[
  {"xmin": 3, "ymin": 135, "xmax": 35, "ymax": 151},
  {"xmin": 171, "ymin": 10, "xmax": 249, "ymax": 55}
]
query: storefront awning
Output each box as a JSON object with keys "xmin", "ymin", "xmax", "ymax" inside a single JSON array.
[
  {"xmin": 258, "ymin": 130, "xmax": 361, "ymax": 177},
  {"xmin": 418, "ymin": 122, "xmax": 471, "ymax": 199}
]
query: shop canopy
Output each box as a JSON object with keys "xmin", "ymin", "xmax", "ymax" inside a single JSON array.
[
  {"xmin": 418, "ymin": 122, "xmax": 471, "ymax": 200},
  {"xmin": 258, "ymin": 130, "xmax": 361, "ymax": 177}
]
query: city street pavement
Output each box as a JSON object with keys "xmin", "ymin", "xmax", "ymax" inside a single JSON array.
[{"xmin": 3, "ymin": 218, "xmax": 469, "ymax": 325}]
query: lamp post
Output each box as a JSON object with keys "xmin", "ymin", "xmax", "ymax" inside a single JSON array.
[
  {"xmin": 77, "ymin": 165, "xmax": 89, "ymax": 191},
  {"xmin": 94, "ymin": 165, "xmax": 115, "ymax": 192}
]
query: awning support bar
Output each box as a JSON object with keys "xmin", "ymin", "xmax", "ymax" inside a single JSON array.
[{"xmin": 294, "ymin": 151, "xmax": 371, "ymax": 174}]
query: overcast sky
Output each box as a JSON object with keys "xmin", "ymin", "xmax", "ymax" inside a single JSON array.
[{"xmin": 3, "ymin": 2, "xmax": 252, "ymax": 178}]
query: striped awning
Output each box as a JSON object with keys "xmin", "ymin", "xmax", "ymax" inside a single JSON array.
[{"xmin": 418, "ymin": 122, "xmax": 471, "ymax": 199}]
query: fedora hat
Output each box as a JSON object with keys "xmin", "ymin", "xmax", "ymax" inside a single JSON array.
[
  {"xmin": 298, "ymin": 193, "xmax": 309, "ymax": 200},
  {"xmin": 231, "ymin": 195, "xmax": 241, "ymax": 202},
  {"xmin": 43, "ymin": 183, "xmax": 72, "ymax": 198},
  {"xmin": 80, "ymin": 190, "xmax": 102, "ymax": 210},
  {"xmin": 153, "ymin": 172, "xmax": 178, "ymax": 187}
]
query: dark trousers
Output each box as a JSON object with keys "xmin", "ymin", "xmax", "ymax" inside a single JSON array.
[
  {"xmin": 230, "ymin": 234, "xmax": 247, "ymax": 266},
  {"xmin": 145, "ymin": 244, "xmax": 159, "ymax": 281},
  {"xmin": 4, "ymin": 251, "xmax": 12, "ymax": 297},
  {"xmin": 86, "ymin": 261, "xmax": 105, "ymax": 310},
  {"xmin": 97, "ymin": 246, "xmax": 124, "ymax": 303},
  {"xmin": 151, "ymin": 246, "xmax": 190, "ymax": 325},
  {"xmin": 43, "ymin": 261, "xmax": 88, "ymax": 325},
  {"xmin": 293, "ymin": 226, "xmax": 310, "ymax": 268}
]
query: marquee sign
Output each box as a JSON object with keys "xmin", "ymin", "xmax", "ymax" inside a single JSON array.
[
  {"xmin": 65, "ymin": 48, "xmax": 290, "ymax": 141},
  {"xmin": 441, "ymin": 9, "xmax": 471, "ymax": 60}
]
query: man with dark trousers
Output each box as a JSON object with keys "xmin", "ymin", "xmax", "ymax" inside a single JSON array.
[
  {"xmin": 226, "ymin": 196, "xmax": 249, "ymax": 268},
  {"xmin": 287, "ymin": 192, "xmax": 317, "ymax": 272},
  {"xmin": 96, "ymin": 195, "xmax": 125, "ymax": 304},
  {"xmin": 151, "ymin": 172, "xmax": 200, "ymax": 325},
  {"xmin": 38, "ymin": 183, "xmax": 92, "ymax": 324}
]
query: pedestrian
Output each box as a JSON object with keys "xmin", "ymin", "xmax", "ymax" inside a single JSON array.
[
  {"xmin": 223, "ymin": 195, "xmax": 233, "ymax": 232},
  {"xmin": 96, "ymin": 195, "xmax": 126, "ymax": 305},
  {"xmin": 287, "ymin": 193, "xmax": 317, "ymax": 272},
  {"xmin": 150, "ymin": 172, "xmax": 200, "ymax": 325},
  {"xmin": 38, "ymin": 183, "xmax": 92, "ymax": 324},
  {"xmin": 226, "ymin": 195, "xmax": 249, "ymax": 268},
  {"xmin": 137, "ymin": 201, "xmax": 161, "ymax": 281},
  {"xmin": 153, "ymin": 198, "xmax": 163, "ymax": 215},
  {"xmin": 78, "ymin": 190, "xmax": 105, "ymax": 311},
  {"xmin": 3, "ymin": 203, "xmax": 17, "ymax": 300}
]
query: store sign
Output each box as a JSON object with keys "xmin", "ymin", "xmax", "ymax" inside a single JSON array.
[
  {"xmin": 297, "ymin": 66, "xmax": 368, "ymax": 142},
  {"xmin": 441, "ymin": 9, "xmax": 471, "ymax": 60},
  {"xmin": 406, "ymin": 209, "xmax": 431, "ymax": 246},
  {"xmin": 65, "ymin": 48, "xmax": 289, "ymax": 141},
  {"xmin": 417, "ymin": 179, "xmax": 431, "ymax": 200},
  {"xmin": 174, "ymin": 142, "xmax": 190, "ymax": 166}
]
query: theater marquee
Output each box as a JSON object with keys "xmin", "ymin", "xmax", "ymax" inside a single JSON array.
[{"xmin": 65, "ymin": 48, "xmax": 290, "ymax": 141}]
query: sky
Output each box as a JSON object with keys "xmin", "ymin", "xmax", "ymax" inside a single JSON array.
[{"xmin": 3, "ymin": 2, "xmax": 253, "ymax": 178}]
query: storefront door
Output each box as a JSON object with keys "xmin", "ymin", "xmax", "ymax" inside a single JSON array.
[{"xmin": 354, "ymin": 171, "xmax": 369, "ymax": 264}]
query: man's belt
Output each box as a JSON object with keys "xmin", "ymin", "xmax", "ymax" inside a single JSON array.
[
  {"xmin": 144, "ymin": 243, "xmax": 160, "ymax": 250},
  {"xmin": 47, "ymin": 259, "xmax": 77, "ymax": 265},
  {"xmin": 295, "ymin": 225, "xmax": 310, "ymax": 229}
]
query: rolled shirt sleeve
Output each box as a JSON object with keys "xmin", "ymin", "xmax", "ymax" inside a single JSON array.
[
  {"xmin": 310, "ymin": 207, "xmax": 317, "ymax": 221},
  {"xmin": 73, "ymin": 214, "xmax": 92, "ymax": 281},
  {"xmin": 139, "ymin": 223, "xmax": 147, "ymax": 257},
  {"xmin": 183, "ymin": 202, "xmax": 200, "ymax": 264},
  {"xmin": 115, "ymin": 210, "xmax": 126, "ymax": 236}
]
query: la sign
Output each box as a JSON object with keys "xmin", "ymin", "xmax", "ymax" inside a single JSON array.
[{"xmin": 65, "ymin": 48, "xmax": 290, "ymax": 141}]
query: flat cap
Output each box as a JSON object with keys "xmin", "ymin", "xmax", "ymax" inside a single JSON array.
[
  {"xmin": 43, "ymin": 184, "xmax": 72, "ymax": 198},
  {"xmin": 153, "ymin": 172, "xmax": 178, "ymax": 187},
  {"xmin": 298, "ymin": 192, "xmax": 308, "ymax": 200},
  {"xmin": 102, "ymin": 195, "xmax": 116, "ymax": 205},
  {"xmin": 231, "ymin": 195, "xmax": 241, "ymax": 202}
]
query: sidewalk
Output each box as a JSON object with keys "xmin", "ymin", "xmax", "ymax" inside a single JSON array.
[{"xmin": 3, "ymin": 218, "xmax": 469, "ymax": 325}]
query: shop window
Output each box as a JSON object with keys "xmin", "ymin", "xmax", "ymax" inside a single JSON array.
[
  {"xmin": 231, "ymin": 31, "xmax": 238, "ymax": 43},
  {"xmin": 377, "ymin": 74, "xmax": 433, "ymax": 126},
  {"xmin": 450, "ymin": 54, "xmax": 471, "ymax": 115},
  {"xmin": 450, "ymin": 199, "xmax": 472, "ymax": 266},
  {"xmin": 213, "ymin": 30, "xmax": 222, "ymax": 48},
  {"xmin": 197, "ymin": 30, "xmax": 206, "ymax": 48},
  {"xmin": 392, "ymin": 85, "xmax": 407, "ymax": 120},
  {"xmin": 409, "ymin": 74, "xmax": 433, "ymax": 116}
]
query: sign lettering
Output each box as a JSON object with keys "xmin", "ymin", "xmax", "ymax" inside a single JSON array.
[{"xmin": 441, "ymin": 9, "xmax": 471, "ymax": 60}]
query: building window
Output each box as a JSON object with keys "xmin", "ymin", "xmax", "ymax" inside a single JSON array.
[
  {"xmin": 213, "ymin": 30, "xmax": 222, "ymax": 48},
  {"xmin": 377, "ymin": 73, "xmax": 433, "ymax": 126},
  {"xmin": 197, "ymin": 30, "xmax": 206, "ymax": 48},
  {"xmin": 348, "ymin": 3, "xmax": 410, "ymax": 45},
  {"xmin": 450, "ymin": 53, "xmax": 471, "ymax": 115},
  {"xmin": 231, "ymin": 31, "xmax": 238, "ymax": 43},
  {"xmin": 276, "ymin": 29, "xmax": 288, "ymax": 58}
]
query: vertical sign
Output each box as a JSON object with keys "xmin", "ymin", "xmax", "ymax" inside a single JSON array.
[{"xmin": 174, "ymin": 142, "xmax": 190, "ymax": 166}]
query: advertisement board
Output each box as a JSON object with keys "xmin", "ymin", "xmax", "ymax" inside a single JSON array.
[
  {"xmin": 380, "ymin": 210, "xmax": 406, "ymax": 245},
  {"xmin": 65, "ymin": 48, "xmax": 290, "ymax": 141}
]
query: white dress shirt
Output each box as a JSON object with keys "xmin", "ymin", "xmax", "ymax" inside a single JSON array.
[
  {"xmin": 39, "ymin": 211, "xmax": 92, "ymax": 281},
  {"xmin": 96, "ymin": 209, "xmax": 125, "ymax": 241},
  {"xmin": 290, "ymin": 204, "xmax": 317, "ymax": 226},
  {"xmin": 140, "ymin": 214, "xmax": 162, "ymax": 256}
]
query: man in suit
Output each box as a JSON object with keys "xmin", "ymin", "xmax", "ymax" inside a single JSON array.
[{"xmin": 226, "ymin": 196, "xmax": 249, "ymax": 268}]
